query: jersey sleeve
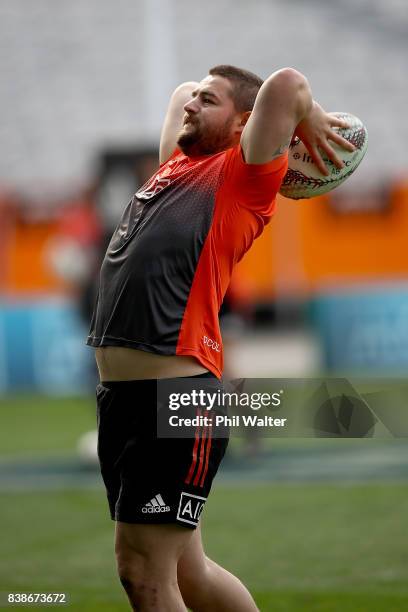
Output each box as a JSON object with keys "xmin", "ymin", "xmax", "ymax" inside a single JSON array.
[{"xmin": 222, "ymin": 145, "xmax": 288, "ymax": 215}]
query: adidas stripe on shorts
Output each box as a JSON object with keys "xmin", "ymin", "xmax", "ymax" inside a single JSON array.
[{"xmin": 95, "ymin": 373, "xmax": 229, "ymax": 529}]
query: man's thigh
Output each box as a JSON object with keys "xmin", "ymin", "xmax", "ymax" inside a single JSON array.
[{"xmin": 115, "ymin": 521, "xmax": 195, "ymax": 575}]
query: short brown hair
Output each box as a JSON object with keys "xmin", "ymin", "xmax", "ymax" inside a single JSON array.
[{"xmin": 209, "ymin": 65, "xmax": 263, "ymax": 113}]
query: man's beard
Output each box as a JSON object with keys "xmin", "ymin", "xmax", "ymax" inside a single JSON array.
[{"xmin": 177, "ymin": 117, "xmax": 235, "ymax": 157}]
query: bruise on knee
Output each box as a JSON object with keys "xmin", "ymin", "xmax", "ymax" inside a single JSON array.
[{"xmin": 118, "ymin": 572, "xmax": 160, "ymax": 608}]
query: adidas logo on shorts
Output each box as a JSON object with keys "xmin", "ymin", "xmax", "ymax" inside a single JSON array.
[{"xmin": 142, "ymin": 493, "xmax": 170, "ymax": 514}]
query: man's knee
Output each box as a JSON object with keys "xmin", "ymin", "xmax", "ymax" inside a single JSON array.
[
  {"xmin": 116, "ymin": 549, "xmax": 144, "ymax": 585},
  {"xmin": 117, "ymin": 551, "xmax": 178, "ymax": 607},
  {"xmin": 116, "ymin": 552, "xmax": 146, "ymax": 601}
]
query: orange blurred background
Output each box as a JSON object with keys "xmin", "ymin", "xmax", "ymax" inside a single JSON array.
[{"xmin": 2, "ymin": 181, "xmax": 407, "ymax": 302}]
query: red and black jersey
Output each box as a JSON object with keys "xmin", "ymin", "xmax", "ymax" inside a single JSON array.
[{"xmin": 86, "ymin": 145, "xmax": 288, "ymax": 378}]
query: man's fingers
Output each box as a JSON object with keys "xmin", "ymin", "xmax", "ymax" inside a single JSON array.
[
  {"xmin": 328, "ymin": 117, "xmax": 356, "ymax": 151},
  {"xmin": 329, "ymin": 116, "xmax": 350, "ymax": 129},
  {"xmin": 319, "ymin": 140, "xmax": 344, "ymax": 169},
  {"xmin": 329, "ymin": 130, "xmax": 356, "ymax": 152},
  {"xmin": 308, "ymin": 144, "xmax": 330, "ymax": 175}
]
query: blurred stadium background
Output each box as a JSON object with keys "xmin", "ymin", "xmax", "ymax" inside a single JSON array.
[{"xmin": 1, "ymin": 1, "xmax": 407, "ymax": 610}]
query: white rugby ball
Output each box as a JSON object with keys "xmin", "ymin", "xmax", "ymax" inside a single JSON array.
[{"xmin": 279, "ymin": 112, "xmax": 368, "ymax": 200}]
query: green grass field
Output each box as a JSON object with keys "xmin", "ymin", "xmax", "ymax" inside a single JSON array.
[{"xmin": 1, "ymin": 395, "xmax": 408, "ymax": 611}]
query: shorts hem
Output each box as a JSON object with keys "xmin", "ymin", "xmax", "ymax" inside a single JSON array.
[{"xmin": 111, "ymin": 514, "xmax": 198, "ymax": 530}]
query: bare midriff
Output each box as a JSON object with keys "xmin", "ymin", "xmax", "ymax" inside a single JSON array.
[{"xmin": 95, "ymin": 346, "xmax": 208, "ymax": 381}]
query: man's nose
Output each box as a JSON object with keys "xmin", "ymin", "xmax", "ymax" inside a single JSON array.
[{"xmin": 183, "ymin": 97, "xmax": 198, "ymax": 113}]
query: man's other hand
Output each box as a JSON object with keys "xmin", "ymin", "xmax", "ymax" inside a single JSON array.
[{"xmin": 294, "ymin": 101, "xmax": 356, "ymax": 175}]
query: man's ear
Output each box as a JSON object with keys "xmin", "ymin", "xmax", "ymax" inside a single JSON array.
[
  {"xmin": 240, "ymin": 111, "xmax": 251, "ymax": 127},
  {"xmin": 235, "ymin": 111, "xmax": 251, "ymax": 134}
]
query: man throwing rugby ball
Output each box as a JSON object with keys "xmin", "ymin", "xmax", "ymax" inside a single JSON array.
[{"xmin": 87, "ymin": 65, "xmax": 354, "ymax": 611}]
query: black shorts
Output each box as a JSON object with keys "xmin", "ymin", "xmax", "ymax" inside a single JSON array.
[{"xmin": 96, "ymin": 373, "xmax": 229, "ymax": 529}]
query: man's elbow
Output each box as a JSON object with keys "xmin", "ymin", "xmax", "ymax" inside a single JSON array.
[
  {"xmin": 265, "ymin": 67, "xmax": 307, "ymax": 91},
  {"xmin": 261, "ymin": 68, "xmax": 312, "ymax": 119}
]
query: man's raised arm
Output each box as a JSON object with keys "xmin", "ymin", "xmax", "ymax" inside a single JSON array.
[
  {"xmin": 241, "ymin": 68, "xmax": 354, "ymax": 175},
  {"xmin": 159, "ymin": 81, "xmax": 199, "ymax": 165}
]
